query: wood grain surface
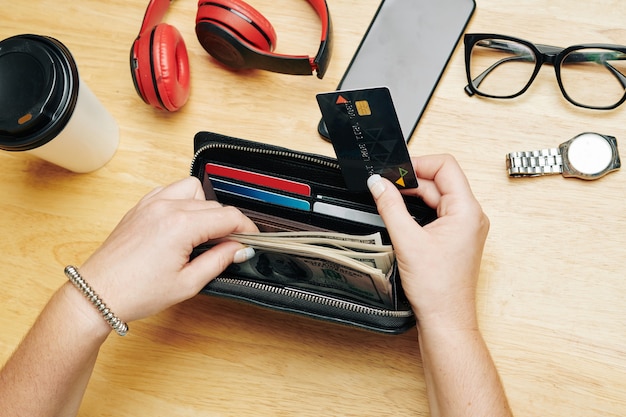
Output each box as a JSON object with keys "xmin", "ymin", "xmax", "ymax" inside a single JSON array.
[{"xmin": 1, "ymin": 1, "xmax": 625, "ymax": 415}]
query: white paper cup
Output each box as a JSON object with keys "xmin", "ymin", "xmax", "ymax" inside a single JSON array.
[{"xmin": 0, "ymin": 34, "xmax": 119, "ymax": 173}]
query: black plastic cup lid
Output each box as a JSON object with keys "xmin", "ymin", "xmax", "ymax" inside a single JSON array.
[{"xmin": 0, "ymin": 34, "xmax": 79, "ymax": 151}]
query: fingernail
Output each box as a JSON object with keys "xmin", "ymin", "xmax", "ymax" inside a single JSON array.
[
  {"xmin": 367, "ymin": 174, "xmax": 386, "ymax": 199},
  {"xmin": 233, "ymin": 247, "xmax": 255, "ymax": 264}
]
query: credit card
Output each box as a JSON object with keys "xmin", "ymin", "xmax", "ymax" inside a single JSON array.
[
  {"xmin": 315, "ymin": 194, "xmax": 379, "ymax": 214},
  {"xmin": 315, "ymin": 194, "xmax": 418, "ymax": 227},
  {"xmin": 313, "ymin": 201, "xmax": 385, "ymax": 228},
  {"xmin": 206, "ymin": 163, "xmax": 311, "ymax": 197},
  {"xmin": 316, "ymin": 86, "xmax": 418, "ymax": 191},
  {"xmin": 210, "ymin": 178, "xmax": 311, "ymax": 211}
]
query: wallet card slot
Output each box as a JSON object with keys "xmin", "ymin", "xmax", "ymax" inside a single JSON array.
[
  {"xmin": 210, "ymin": 177, "xmax": 312, "ymax": 211},
  {"xmin": 238, "ymin": 208, "xmax": 332, "ymax": 233},
  {"xmin": 214, "ymin": 191, "xmax": 314, "ymax": 225},
  {"xmin": 212, "ymin": 160, "xmax": 346, "ymax": 193},
  {"xmin": 205, "ymin": 162, "xmax": 313, "ymax": 198},
  {"xmin": 214, "ymin": 189, "xmax": 388, "ymax": 236},
  {"xmin": 203, "ymin": 169, "xmax": 389, "ymax": 233}
]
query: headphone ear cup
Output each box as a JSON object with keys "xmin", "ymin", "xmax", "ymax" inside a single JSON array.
[
  {"xmin": 130, "ymin": 30, "xmax": 158, "ymax": 107},
  {"xmin": 130, "ymin": 23, "xmax": 190, "ymax": 111},
  {"xmin": 195, "ymin": 0, "xmax": 277, "ymax": 69},
  {"xmin": 151, "ymin": 23, "xmax": 190, "ymax": 111}
]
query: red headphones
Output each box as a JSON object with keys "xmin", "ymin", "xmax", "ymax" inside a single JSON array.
[{"xmin": 130, "ymin": 0, "xmax": 332, "ymax": 111}]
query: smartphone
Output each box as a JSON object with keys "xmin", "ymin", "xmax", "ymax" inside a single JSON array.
[{"xmin": 318, "ymin": 0, "xmax": 475, "ymax": 142}]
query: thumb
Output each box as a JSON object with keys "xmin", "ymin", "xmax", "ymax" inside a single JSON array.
[
  {"xmin": 367, "ymin": 174, "xmax": 424, "ymax": 247},
  {"xmin": 182, "ymin": 241, "xmax": 255, "ymax": 294}
]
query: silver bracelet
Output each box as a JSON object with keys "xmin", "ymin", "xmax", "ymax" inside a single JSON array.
[{"xmin": 64, "ymin": 265, "xmax": 128, "ymax": 336}]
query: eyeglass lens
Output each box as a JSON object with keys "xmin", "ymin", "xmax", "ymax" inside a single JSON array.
[
  {"xmin": 468, "ymin": 37, "xmax": 626, "ymax": 109},
  {"xmin": 561, "ymin": 48, "xmax": 626, "ymax": 108}
]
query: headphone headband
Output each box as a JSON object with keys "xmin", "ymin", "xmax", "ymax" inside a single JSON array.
[
  {"xmin": 195, "ymin": 0, "xmax": 333, "ymax": 78},
  {"xmin": 139, "ymin": 0, "xmax": 172, "ymax": 34},
  {"xmin": 313, "ymin": 0, "xmax": 332, "ymax": 78}
]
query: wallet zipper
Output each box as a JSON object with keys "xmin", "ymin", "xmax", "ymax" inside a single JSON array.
[
  {"xmin": 191, "ymin": 142, "xmax": 341, "ymax": 174},
  {"xmin": 213, "ymin": 277, "xmax": 413, "ymax": 318}
]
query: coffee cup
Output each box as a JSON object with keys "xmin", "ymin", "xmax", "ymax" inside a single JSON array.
[{"xmin": 0, "ymin": 34, "xmax": 119, "ymax": 173}]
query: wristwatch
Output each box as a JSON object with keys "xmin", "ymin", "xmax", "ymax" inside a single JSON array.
[{"xmin": 506, "ymin": 132, "xmax": 621, "ymax": 180}]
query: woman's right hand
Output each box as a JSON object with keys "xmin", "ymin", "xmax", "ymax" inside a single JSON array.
[{"xmin": 367, "ymin": 154, "xmax": 490, "ymax": 330}]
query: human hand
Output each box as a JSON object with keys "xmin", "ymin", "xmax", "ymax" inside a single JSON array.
[
  {"xmin": 367, "ymin": 155, "xmax": 489, "ymax": 330},
  {"xmin": 77, "ymin": 177, "xmax": 258, "ymax": 324}
]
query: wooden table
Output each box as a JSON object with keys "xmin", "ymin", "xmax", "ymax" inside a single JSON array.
[{"xmin": 2, "ymin": 1, "xmax": 625, "ymax": 415}]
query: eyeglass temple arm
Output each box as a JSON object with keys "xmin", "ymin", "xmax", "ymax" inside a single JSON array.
[
  {"xmin": 464, "ymin": 55, "xmax": 530, "ymax": 96},
  {"xmin": 604, "ymin": 62, "xmax": 626, "ymax": 89},
  {"xmin": 465, "ymin": 40, "xmax": 535, "ymax": 96}
]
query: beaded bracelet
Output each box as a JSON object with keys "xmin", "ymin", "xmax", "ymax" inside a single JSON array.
[{"xmin": 64, "ymin": 265, "xmax": 128, "ymax": 336}]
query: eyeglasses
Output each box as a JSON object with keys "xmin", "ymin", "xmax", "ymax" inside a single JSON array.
[{"xmin": 463, "ymin": 33, "xmax": 626, "ymax": 110}]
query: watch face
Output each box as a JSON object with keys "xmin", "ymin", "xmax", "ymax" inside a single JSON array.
[{"xmin": 566, "ymin": 133, "xmax": 613, "ymax": 175}]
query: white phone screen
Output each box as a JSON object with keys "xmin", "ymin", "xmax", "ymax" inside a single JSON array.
[{"xmin": 319, "ymin": 0, "xmax": 475, "ymax": 142}]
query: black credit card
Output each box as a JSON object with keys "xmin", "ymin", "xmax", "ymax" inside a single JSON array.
[{"xmin": 316, "ymin": 87, "xmax": 418, "ymax": 192}]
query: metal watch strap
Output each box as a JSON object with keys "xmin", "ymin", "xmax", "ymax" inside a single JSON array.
[{"xmin": 506, "ymin": 148, "xmax": 563, "ymax": 176}]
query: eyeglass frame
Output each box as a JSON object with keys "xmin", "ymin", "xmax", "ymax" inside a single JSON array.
[{"xmin": 463, "ymin": 33, "xmax": 626, "ymax": 110}]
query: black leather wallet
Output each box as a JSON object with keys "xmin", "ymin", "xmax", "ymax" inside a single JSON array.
[{"xmin": 190, "ymin": 131, "xmax": 437, "ymax": 334}]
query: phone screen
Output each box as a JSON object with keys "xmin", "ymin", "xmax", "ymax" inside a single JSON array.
[{"xmin": 319, "ymin": 0, "xmax": 475, "ymax": 142}]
